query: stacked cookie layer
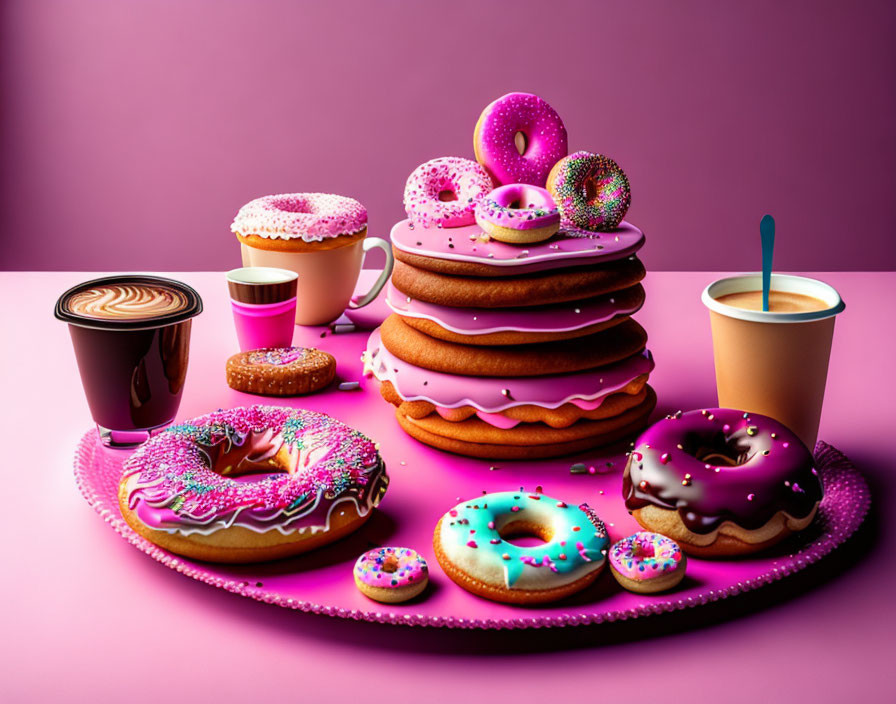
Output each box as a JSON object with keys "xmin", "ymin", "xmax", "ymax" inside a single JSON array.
[{"xmin": 365, "ymin": 220, "xmax": 656, "ymax": 459}]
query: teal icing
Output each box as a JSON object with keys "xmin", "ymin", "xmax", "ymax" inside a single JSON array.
[{"xmin": 441, "ymin": 491, "xmax": 609, "ymax": 588}]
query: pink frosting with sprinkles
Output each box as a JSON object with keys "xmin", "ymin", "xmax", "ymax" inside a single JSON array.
[
  {"xmin": 247, "ymin": 347, "xmax": 308, "ymax": 366},
  {"xmin": 353, "ymin": 547, "xmax": 428, "ymax": 588},
  {"xmin": 389, "ymin": 219, "xmax": 644, "ymax": 274},
  {"xmin": 474, "ymin": 93, "xmax": 568, "ymax": 187},
  {"xmin": 403, "ymin": 157, "xmax": 494, "ymax": 228},
  {"xmin": 121, "ymin": 406, "xmax": 387, "ymax": 536},
  {"xmin": 231, "ymin": 193, "xmax": 368, "ymax": 242},
  {"xmin": 609, "ymin": 532, "xmax": 684, "ymax": 581},
  {"xmin": 475, "ymin": 184, "xmax": 559, "ymax": 232}
]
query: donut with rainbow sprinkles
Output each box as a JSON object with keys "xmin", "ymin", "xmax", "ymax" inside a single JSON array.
[
  {"xmin": 609, "ymin": 531, "xmax": 687, "ymax": 593},
  {"xmin": 118, "ymin": 405, "xmax": 388, "ymax": 563}
]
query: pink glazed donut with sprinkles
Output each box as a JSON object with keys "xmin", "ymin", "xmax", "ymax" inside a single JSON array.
[
  {"xmin": 353, "ymin": 547, "xmax": 429, "ymax": 603},
  {"xmin": 403, "ymin": 157, "xmax": 494, "ymax": 229},
  {"xmin": 609, "ymin": 531, "xmax": 687, "ymax": 594},
  {"xmin": 118, "ymin": 405, "xmax": 389, "ymax": 563},
  {"xmin": 473, "ymin": 92, "xmax": 568, "ymax": 187},
  {"xmin": 474, "ymin": 184, "xmax": 560, "ymax": 245},
  {"xmin": 547, "ymin": 151, "xmax": 631, "ymax": 232}
]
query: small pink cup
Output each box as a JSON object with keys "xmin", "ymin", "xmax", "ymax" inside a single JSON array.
[{"xmin": 226, "ymin": 267, "xmax": 298, "ymax": 351}]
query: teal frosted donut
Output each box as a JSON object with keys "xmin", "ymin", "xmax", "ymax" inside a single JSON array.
[
  {"xmin": 433, "ymin": 490, "xmax": 609, "ymax": 604},
  {"xmin": 546, "ymin": 151, "xmax": 631, "ymax": 232}
]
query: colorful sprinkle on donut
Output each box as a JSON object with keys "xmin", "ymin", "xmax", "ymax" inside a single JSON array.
[
  {"xmin": 403, "ymin": 157, "xmax": 494, "ymax": 228},
  {"xmin": 474, "ymin": 184, "xmax": 560, "ymax": 245},
  {"xmin": 473, "ymin": 93, "xmax": 568, "ymax": 187},
  {"xmin": 547, "ymin": 151, "xmax": 631, "ymax": 232},
  {"xmin": 121, "ymin": 406, "xmax": 388, "ymax": 535},
  {"xmin": 609, "ymin": 531, "xmax": 686, "ymax": 593},
  {"xmin": 231, "ymin": 193, "xmax": 367, "ymax": 242},
  {"xmin": 353, "ymin": 547, "xmax": 429, "ymax": 603}
]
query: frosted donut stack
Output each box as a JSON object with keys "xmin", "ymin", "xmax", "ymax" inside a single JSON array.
[{"xmin": 366, "ymin": 92, "xmax": 653, "ymax": 459}]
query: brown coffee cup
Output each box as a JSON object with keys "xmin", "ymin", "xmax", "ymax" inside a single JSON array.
[
  {"xmin": 55, "ymin": 275, "xmax": 203, "ymax": 447},
  {"xmin": 701, "ymin": 273, "xmax": 844, "ymax": 450}
]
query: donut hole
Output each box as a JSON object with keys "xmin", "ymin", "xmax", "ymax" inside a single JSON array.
[
  {"xmin": 683, "ymin": 431, "xmax": 754, "ymax": 467},
  {"xmin": 514, "ymin": 131, "xmax": 528, "ymax": 156},
  {"xmin": 381, "ymin": 555, "xmax": 400, "ymax": 573},
  {"xmin": 269, "ymin": 195, "xmax": 311, "ymax": 214},
  {"xmin": 583, "ymin": 177, "xmax": 604, "ymax": 204},
  {"xmin": 498, "ymin": 519, "xmax": 552, "ymax": 547},
  {"xmin": 200, "ymin": 429, "xmax": 291, "ymax": 479},
  {"xmin": 631, "ymin": 538, "xmax": 657, "ymax": 559},
  {"xmin": 438, "ymin": 190, "xmax": 458, "ymax": 202}
]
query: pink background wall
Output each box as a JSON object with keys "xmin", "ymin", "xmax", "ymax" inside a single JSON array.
[{"xmin": 2, "ymin": 0, "xmax": 894, "ymax": 272}]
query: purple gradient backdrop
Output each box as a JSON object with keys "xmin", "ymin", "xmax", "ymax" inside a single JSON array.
[{"xmin": 2, "ymin": 0, "xmax": 895, "ymax": 272}]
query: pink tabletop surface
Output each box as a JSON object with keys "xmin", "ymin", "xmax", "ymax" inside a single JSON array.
[{"xmin": 1, "ymin": 271, "xmax": 892, "ymax": 702}]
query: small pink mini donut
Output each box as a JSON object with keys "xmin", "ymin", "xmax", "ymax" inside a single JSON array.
[
  {"xmin": 474, "ymin": 184, "xmax": 560, "ymax": 245},
  {"xmin": 609, "ymin": 531, "xmax": 686, "ymax": 594},
  {"xmin": 473, "ymin": 92, "xmax": 568, "ymax": 187},
  {"xmin": 403, "ymin": 157, "xmax": 494, "ymax": 229},
  {"xmin": 353, "ymin": 547, "xmax": 429, "ymax": 603}
]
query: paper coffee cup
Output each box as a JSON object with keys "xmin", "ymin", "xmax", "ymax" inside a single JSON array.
[
  {"xmin": 226, "ymin": 268, "xmax": 297, "ymax": 351},
  {"xmin": 701, "ymin": 273, "xmax": 845, "ymax": 450}
]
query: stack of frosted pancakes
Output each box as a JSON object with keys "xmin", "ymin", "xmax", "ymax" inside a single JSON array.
[{"xmin": 365, "ymin": 219, "xmax": 656, "ymax": 459}]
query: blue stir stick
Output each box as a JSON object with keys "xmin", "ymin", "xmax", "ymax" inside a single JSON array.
[{"xmin": 760, "ymin": 214, "xmax": 775, "ymax": 312}]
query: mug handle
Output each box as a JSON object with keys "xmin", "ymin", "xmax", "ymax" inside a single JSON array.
[{"xmin": 348, "ymin": 237, "xmax": 394, "ymax": 309}]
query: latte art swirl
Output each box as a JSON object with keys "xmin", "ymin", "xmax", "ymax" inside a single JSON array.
[{"xmin": 67, "ymin": 284, "xmax": 189, "ymax": 320}]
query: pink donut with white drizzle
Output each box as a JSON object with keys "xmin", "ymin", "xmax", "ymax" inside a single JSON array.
[
  {"xmin": 117, "ymin": 405, "xmax": 389, "ymax": 563},
  {"xmin": 403, "ymin": 157, "xmax": 494, "ymax": 229},
  {"xmin": 474, "ymin": 184, "xmax": 560, "ymax": 245},
  {"xmin": 609, "ymin": 531, "xmax": 687, "ymax": 594},
  {"xmin": 473, "ymin": 93, "xmax": 568, "ymax": 187}
]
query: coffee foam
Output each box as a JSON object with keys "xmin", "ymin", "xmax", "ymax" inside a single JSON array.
[{"xmin": 67, "ymin": 284, "xmax": 189, "ymax": 320}]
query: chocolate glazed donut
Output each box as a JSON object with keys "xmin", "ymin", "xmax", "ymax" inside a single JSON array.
[{"xmin": 622, "ymin": 408, "xmax": 823, "ymax": 557}]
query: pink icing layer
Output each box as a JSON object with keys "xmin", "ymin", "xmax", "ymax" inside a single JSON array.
[
  {"xmin": 385, "ymin": 281, "xmax": 642, "ymax": 335},
  {"xmin": 390, "ymin": 219, "xmax": 644, "ymax": 274},
  {"xmin": 474, "ymin": 184, "xmax": 559, "ymax": 231},
  {"xmin": 353, "ymin": 547, "xmax": 428, "ymax": 588},
  {"xmin": 609, "ymin": 532, "xmax": 683, "ymax": 581},
  {"xmin": 403, "ymin": 157, "xmax": 494, "ymax": 228},
  {"xmin": 474, "ymin": 92, "xmax": 568, "ymax": 187},
  {"xmin": 366, "ymin": 329, "xmax": 653, "ymax": 414},
  {"xmin": 436, "ymin": 406, "xmax": 524, "ymax": 429},
  {"xmin": 122, "ymin": 406, "xmax": 384, "ymax": 534},
  {"xmin": 231, "ymin": 193, "xmax": 368, "ymax": 242}
]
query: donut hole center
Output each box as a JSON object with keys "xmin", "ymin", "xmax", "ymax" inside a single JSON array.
[
  {"xmin": 201, "ymin": 429, "xmax": 291, "ymax": 479},
  {"xmin": 438, "ymin": 190, "xmax": 458, "ymax": 202},
  {"xmin": 631, "ymin": 539, "xmax": 656, "ymax": 559},
  {"xmin": 514, "ymin": 131, "xmax": 528, "ymax": 156},
  {"xmin": 583, "ymin": 176, "xmax": 603, "ymax": 204},
  {"xmin": 498, "ymin": 519, "xmax": 552, "ymax": 547},
  {"xmin": 683, "ymin": 431, "xmax": 754, "ymax": 467},
  {"xmin": 270, "ymin": 195, "xmax": 311, "ymax": 214},
  {"xmin": 381, "ymin": 555, "xmax": 400, "ymax": 573}
]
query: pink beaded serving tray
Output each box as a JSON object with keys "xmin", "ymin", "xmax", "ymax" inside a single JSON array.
[{"xmin": 74, "ymin": 430, "xmax": 869, "ymax": 629}]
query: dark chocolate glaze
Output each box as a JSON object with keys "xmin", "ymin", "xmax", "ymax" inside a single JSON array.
[{"xmin": 622, "ymin": 408, "xmax": 822, "ymax": 534}]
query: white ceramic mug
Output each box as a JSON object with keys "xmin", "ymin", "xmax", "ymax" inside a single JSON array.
[{"xmin": 240, "ymin": 237, "xmax": 393, "ymax": 326}]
